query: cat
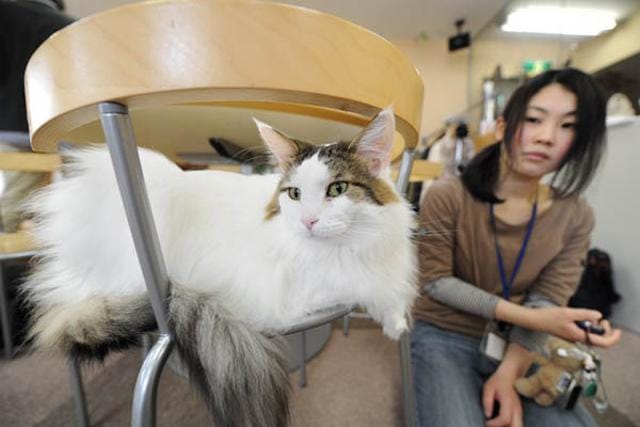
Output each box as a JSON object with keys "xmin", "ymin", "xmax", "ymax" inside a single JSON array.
[{"xmin": 23, "ymin": 107, "xmax": 418, "ymax": 426}]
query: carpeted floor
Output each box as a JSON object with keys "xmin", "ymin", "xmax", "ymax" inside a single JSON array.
[{"xmin": 1, "ymin": 320, "xmax": 638, "ymax": 426}]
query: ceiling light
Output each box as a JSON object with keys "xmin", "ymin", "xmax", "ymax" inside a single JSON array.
[{"xmin": 502, "ymin": 6, "xmax": 617, "ymax": 36}]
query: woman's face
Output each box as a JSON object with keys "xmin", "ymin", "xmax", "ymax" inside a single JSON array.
[{"xmin": 498, "ymin": 83, "xmax": 578, "ymax": 179}]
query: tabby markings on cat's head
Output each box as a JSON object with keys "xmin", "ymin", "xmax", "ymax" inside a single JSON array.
[{"xmin": 256, "ymin": 107, "xmax": 400, "ymax": 239}]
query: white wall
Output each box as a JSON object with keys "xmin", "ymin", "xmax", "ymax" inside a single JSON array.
[
  {"xmin": 586, "ymin": 118, "xmax": 640, "ymax": 333},
  {"xmin": 572, "ymin": 9, "xmax": 640, "ymax": 73},
  {"xmin": 393, "ymin": 36, "xmax": 569, "ymax": 139}
]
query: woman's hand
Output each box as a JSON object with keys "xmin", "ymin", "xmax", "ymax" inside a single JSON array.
[
  {"xmin": 482, "ymin": 369, "xmax": 523, "ymax": 427},
  {"xmin": 531, "ymin": 307, "xmax": 622, "ymax": 348},
  {"xmin": 483, "ymin": 343, "xmax": 531, "ymax": 427},
  {"xmin": 495, "ymin": 300, "xmax": 622, "ymax": 348},
  {"xmin": 587, "ymin": 318, "xmax": 622, "ymax": 347}
]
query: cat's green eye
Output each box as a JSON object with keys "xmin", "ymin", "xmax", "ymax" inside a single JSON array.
[
  {"xmin": 327, "ymin": 181, "xmax": 349, "ymax": 198},
  {"xmin": 287, "ymin": 187, "xmax": 301, "ymax": 201}
]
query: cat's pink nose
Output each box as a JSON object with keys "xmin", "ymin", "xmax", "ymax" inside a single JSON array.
[{"xmin": 302, "ymin": 217, "xmax": 318, "ymax": 230}]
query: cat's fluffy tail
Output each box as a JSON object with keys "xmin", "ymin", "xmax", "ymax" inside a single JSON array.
[
  {"xmin": 27, "ymin": 285, "xmax": 290, "ymax": 427},
  {"xmin": 28, "ymin": 295, "xmax": 157, "ymax": 361},
  {"xmin": 169, "ymin": 285, "xmax": 290, "ymax": 427}
]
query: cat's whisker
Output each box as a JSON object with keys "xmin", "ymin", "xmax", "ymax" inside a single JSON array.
[
  {"xmin": 415, "ymin": 226, "xmax": 457, "ymax": 233},
  {"xmin": 342, "ymin": 231, "xmax": 379, "ymax": 240},
  {"xmin": 342, "ymin": 228, "xmax": 385, "ymax": 240},
  {"xmin": 414, "ymin": 229, "xmax": 457, "ymax": 236},
  {"xmin": 413, "ymin": 233, "xmax": 456, "ymax": 243},
  {"xmin": 209, "ymin": 144, "xmax": 273, "ymax": 166},
  {"xmin": 416, "ymin": 234, "xmax": 453, "ymax": 242},
  {"xmin": 417, "ymin": 218, "xmax": 455, "ymax": 227}
]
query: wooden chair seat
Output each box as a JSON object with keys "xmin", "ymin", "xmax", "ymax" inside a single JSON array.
[
  {"xmin": 0, "ymin": 151, "xmax": 58, "ymax": 256},
  {"xmin": 0, "ymin": 232, "xmax": 36, "ymax": 255},
  {"xmin": 392, "ymin": 159, "xmax": 444, "ymax": 182},
  {"xmin": 0, "ymin": 152, "xmax": 61, "ymax": 172}
]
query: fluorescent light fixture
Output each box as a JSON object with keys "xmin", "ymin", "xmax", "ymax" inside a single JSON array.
[{"xmin": 502, "ymin": 6, "xmax": 617, "ymax": 36}]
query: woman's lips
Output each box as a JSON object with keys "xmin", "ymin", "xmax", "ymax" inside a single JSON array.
[{"xmin": 524, "ymin": 152, "xmax": 550, "ymax": 161}]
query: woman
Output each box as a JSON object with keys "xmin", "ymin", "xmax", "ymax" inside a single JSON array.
[{"xmin": 412, "ymin": 68, "xmax": 621, "ymax": 427}]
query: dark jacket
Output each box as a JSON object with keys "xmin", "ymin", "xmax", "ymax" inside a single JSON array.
[{"xmin": 0, "ymin": 0, "xmax": 74, "ymax": 132}]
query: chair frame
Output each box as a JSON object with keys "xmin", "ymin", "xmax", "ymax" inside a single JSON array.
[
  {"xmin": 0, "ymin": 253, "xmax": 90, "ymax": 427},
  {"xmin": 99, "ymin": 102, "xmax": 416, "ymax": 427},
  {"xmin": 0, "ymin": 138, "xmax": 89, "ymax": 427},
  {"xmin": 0, "ymin": 251, "xmax": 37, "ymax": 358}
]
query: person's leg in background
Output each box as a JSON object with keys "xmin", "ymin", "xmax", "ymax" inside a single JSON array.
[
  {"xmin": 411, "ymin": 321, "xmax": 491, "ymax": 427},
  {"xmin": 411, "ymin": 320, "xmax": 600, "ymax": 427},
  {"xmin": 522, "ymin": 398, "xmax": 599, "ymax": 427}
]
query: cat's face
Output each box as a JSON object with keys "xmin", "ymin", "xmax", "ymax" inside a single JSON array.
[
  {"xmin": 257, "ymin": 108, "xmax": 400, "ymax": 243},
  {"xmin": 276, "ymin": 144, "xmax": 398, "ymax": 241}
]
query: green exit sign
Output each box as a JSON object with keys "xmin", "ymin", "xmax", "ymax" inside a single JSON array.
[{"xmin": 523, "ymin": 60, "xmax": 553, "ymax": 76}]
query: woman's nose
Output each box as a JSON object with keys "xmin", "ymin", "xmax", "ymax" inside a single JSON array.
[{"xmin": 536, "ymin": 123, "xmax": 556, "ymax": 145}]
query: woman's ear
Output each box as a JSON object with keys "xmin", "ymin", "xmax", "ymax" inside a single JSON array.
[{"xmin": 494, "ymin": 116, "xmax": 505, "ymax": 142}]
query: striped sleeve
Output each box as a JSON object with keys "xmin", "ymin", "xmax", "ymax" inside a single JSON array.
[
  {"xmin": 424, "ymin": 276, "xmax": 500, "ymax": 319},
  {"xmin": 508, "ymin": 293, "xmax": 556, "ymax": 352}
]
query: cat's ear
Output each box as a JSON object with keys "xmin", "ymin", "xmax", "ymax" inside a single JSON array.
[
  {"xmin": 254, "ymin": 119, "xmax": 299, "ymax": 171},
  {"xmin": 351, "ymin": 106, "xmax": 395, "ymax": 176}
]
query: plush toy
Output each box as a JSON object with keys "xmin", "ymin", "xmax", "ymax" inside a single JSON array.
[{"xmin": 515, "ymin": 337, "xmax": 588, "ymax": 406}]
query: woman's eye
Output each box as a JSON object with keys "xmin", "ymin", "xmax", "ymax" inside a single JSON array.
[
  {"xmin": 287, "ymin": 187, "xmax": 301, "ymax": 201},
  {"xmin": 327, "ymin": 181, "xmax": 349, "ymax": 197},
  {"xmin": 525, "ymin": 116, "xmax": 541, "ymax": 124},
  {"xmin": 562, "ymin": 122, "xmax": 577, "ymax": 129}
]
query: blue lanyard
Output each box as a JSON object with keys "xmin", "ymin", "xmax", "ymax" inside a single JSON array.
[{"xmin": 489, "ymin": 200, "xmax": 538, "ymax": 300}]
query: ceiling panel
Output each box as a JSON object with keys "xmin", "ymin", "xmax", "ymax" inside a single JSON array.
[{"xmin": 63, "ymin": 0, "xmax": 640, "ymax": 41}]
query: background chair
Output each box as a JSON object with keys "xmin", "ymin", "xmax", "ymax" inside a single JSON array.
[
  {"xmin": 0, "ymin": 148, "xmax": 60, "ymax": 358},
  {"xmin": 0, "ymin": 145, "xmax": 89, "ymax": 427},
  {"xmin": 24, "ymin": 1, "xmax": 424, "ymax": 425}
]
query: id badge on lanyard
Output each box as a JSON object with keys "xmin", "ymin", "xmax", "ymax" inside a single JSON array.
[
  {"xmin": 480, "ymin": 320, "xmax": 510, "ymax": 362},
  {"xmin": 480, "ymin": 201, "xmax": 538, "ymax": 362}
]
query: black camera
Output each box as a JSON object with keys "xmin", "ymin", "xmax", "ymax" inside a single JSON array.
[
  {"xmin": 575, "ymin": 320, "xmax": 605, "ymax": 335},
  {"xmin": 553, "ymin": 346, "xmax": 607, "ymax": 412}
]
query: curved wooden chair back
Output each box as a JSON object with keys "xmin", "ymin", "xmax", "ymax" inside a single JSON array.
[{"xmin": 26, "ymin": 0, "xmax": 423, "ymax": 160}]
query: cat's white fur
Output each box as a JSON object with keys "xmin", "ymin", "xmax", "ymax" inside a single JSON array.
[{"xmin": 27, "ymin": 108, "xmax": 417, "ymax": 340}]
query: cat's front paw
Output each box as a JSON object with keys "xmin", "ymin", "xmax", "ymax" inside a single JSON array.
[{"xmin": 382, "ymin": 318, "xmax": 408, "ymax": 340}]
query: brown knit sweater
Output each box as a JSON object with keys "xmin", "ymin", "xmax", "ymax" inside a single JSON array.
[{"xmin": 414, "ymin": 176, "xmax": 594, "ymax": 338}]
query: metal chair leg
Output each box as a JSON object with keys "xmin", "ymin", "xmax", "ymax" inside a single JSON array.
[
  {"xmin": 395, "ymin": 149, "xmax": 417, "ymax": 427},
  {"xmin": 68, "ymin": 358, "xmax": 90, "ymax": 427},
  {"xmin": 299, "ymin": 330, "xmax": 307, "ymax": 387},
  {"xmin": 99, "ymin": 102, "xmax": 173, "ymax": 427},
  {"xmin": 141, "ymin": 333, "xmax": 153, "ymax": 357},
  {"xmin": 0, "ymin": 263, "xmax": 13, "ymax": 359},
  {"xmin": 342, "ymin": 314, "xmax": 350, "ymax": 336},
  {"xmin": 131, "ymin": 335, "xmax": 173, "ymax": 427}
]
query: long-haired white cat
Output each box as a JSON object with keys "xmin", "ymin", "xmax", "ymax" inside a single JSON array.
[{"xmin": 24, "ymin": 108, "xmax": 417, "ymax": 426}]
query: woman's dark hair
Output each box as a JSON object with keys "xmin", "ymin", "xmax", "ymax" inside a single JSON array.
[{"xmin": 462, "ymin": 68, "xmax": 607, "ymax": 203}]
